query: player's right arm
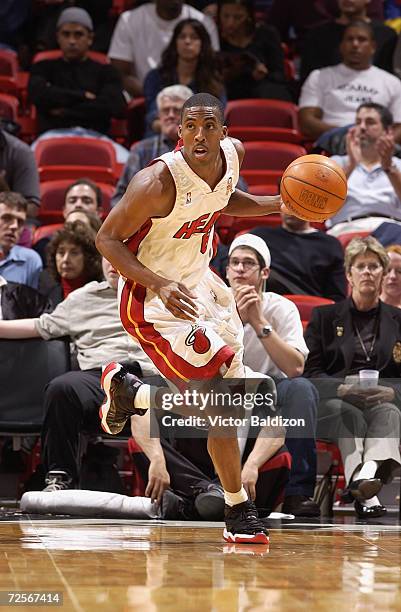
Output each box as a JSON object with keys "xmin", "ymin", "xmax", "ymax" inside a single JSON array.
[{"xmin": 96, "ymin": 163, "xmax": 198, "ymax": 320}]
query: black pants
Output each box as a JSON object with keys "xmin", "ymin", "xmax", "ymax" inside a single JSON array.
[
  {"xmin": 41, "ymin": 369, "xmax": 105, "ymax": 483},
  {"xmin": 134, "ymin": 437, "xmax": 291, "ymax": 516}
]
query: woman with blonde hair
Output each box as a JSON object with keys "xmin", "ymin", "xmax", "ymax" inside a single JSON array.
[{"xmin": 305, "ymin": 236, "xmax": 401, "ymax": 518}]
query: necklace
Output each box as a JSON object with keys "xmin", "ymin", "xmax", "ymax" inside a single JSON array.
[{"xmin": 353, "ymin": 316, "xmax": 379, "ymax": 363}]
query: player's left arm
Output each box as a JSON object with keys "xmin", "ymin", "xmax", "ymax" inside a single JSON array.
[{"xmin": 222, "ymin": 138, "xmax": 284, "ymax": 217}]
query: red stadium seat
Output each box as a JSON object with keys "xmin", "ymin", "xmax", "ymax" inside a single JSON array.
[
  {"xmin": 32, "ymin": 223, "xmax": 63, "ymax": 245},
  {"xmin": 0, "ymin": 93, "xmax": 19, "ymax": 121},
  {"xmin": 32, "ymin": 50, "xmax": 110, "ymax": 64},
  {"xmin": 283, "ymin": 294, "xmax": 334, "ymax": 322},
  {"xmin": 336, "ymin": 231, "xmax": 370, "ymax": 250},
  {"xmin": 241, "ymin": 141, "xmax": 307, "ymax": 186},
  {"xmin": 228, "ymin": 125, "xmax": 302, "ymax": 144},
  {"xmin": 0, "ymin": 50, "xmax": 18, "ymax": 77},
  {"xmin": 35, "ymin": 137, "xmax": 118, "ymax": 184},
  {"xmin": 38, "ymin": 179, "xmax": 114, "ymax": 223},
  {"xmin": 0, "ymin": 76, "xmax": 19, "ymax": 97},
  {"xmin": 248, "ymin": 184, "xmax": 279, "ymax": 196},
  {"xmin": 284, "ymin": 57, "xmax": 296, "ymax": 81},
  {"xmin": 216, "ymin": 213, "xmax": 283, "ymax": 244},
  {"xmin": 225, "ymin": 99, "xmax": 299, "ymax": 129}
]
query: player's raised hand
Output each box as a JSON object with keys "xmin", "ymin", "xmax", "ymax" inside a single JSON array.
[{"xmin": 158, "ymin": 281, "xmax": 198, "ymax": 321}]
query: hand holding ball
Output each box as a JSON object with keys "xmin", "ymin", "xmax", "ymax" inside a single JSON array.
[{"xmin": 280, "ymin": 154, "xmax": 347, "ymax": 222}]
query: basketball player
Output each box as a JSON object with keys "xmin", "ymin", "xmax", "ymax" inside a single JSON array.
[{"xmin": 96, "ymin": 93, "xmax": 288, "ymax": 544}]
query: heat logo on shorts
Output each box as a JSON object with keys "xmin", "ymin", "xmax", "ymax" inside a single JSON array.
[
  {"xmin": 185, "ymin": 325, "xmax": 211, "ymax": 354},
  {"xmin": 299, "ymin": 189, "xmax": 327, "ymax": 209}
]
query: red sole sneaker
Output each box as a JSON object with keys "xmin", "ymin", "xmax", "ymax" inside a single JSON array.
[{"xmin": 223, "ymin": 529, "xmax": 269, "ymax": 544}]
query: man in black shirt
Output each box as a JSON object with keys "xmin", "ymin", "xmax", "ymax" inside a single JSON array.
[
  {"xmin": 28, "ymin": 7, "xmax": 126, "ymax": 136},
  {"xmin": 250, "ymin": 213, "xmax": 347, "ymax": 301}
]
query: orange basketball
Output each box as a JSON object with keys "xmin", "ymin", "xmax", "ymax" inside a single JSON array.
[{"xmin": 280, "ymin": 154, "xmax": 347, "ymax": 222}]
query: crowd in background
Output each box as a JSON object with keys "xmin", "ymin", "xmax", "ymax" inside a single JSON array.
[{"xmin": 2, "ymin": 0, "xmax": 401, "ymax": 520}]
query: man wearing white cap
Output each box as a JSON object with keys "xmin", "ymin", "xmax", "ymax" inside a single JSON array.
[{"xmin": 226, "ymin": 233, "xmax": 320, "ymax": 517}]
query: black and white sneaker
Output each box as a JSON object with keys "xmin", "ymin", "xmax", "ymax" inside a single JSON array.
[
  {"xmin": 100, "ymin": 362, "xmax": 147, "ymax": 435},
  {"xmin": 223, "ymin": 499, "xmax": 269, "ymax": 544},
  {"xmin": 43, "ymin": 470, "xmax": 73, "ymax": 492}
]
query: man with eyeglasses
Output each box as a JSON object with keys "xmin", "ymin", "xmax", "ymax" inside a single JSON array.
[
  {"xmin": 226, "ymin": 233, "xmax": 320, "ymax": 518},
  {"xmin": 305, "ymin": 236, "xmax": 401, "ymax": 519}
]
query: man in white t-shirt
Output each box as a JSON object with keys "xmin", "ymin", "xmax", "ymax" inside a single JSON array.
[
  {"xmin": 226, "ymin": 233, "xmax": 320, "ymax": 517},
  {"xmin": 327, "ymin": 102, "xmax": 401, "ymax": 236},
  {"xmin": 299, "ymin": 21, "xmax": 401, "ymax": 143},
  {"xmin": 108, "ymin": 0, "xmax": 219, "ymax": 97}
]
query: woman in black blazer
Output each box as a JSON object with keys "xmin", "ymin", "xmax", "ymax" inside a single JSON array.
[{"xmin": 305, "ymin": 236, "xmax": 401, "ymax": 518}]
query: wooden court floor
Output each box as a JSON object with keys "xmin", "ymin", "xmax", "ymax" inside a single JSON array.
[{"xmin": 1, "ymin": 518, "xmax": 401, "ymax": 612}]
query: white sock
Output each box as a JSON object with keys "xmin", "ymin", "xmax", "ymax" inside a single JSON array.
[
  {"xmin": 224, "ymin": 486, "xmax": 248, "ymax": 507},
  {"xmin": 357, "ymin": 461, "xmax": 378, "ymax": 481},
  {"xmin": 362, "ymin": 495, "xmax": 380, "ymax": 507},
  {"xmin": 133, "ymin": 384, "xmax": 151, "ymax": 411}
]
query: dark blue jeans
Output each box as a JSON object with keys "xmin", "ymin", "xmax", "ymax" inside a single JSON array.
[{"xmin": 276, "ymin": 377, "xmax": 318, "ymax": 497}]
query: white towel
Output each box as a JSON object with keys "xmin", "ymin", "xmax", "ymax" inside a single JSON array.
[{"xmin": 20, "ymin": 490, "xmax": 160, "ymax": 518}]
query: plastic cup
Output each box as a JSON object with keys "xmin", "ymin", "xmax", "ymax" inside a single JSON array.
[{"xmin": 359, "ymin": 369, "xmax": 379, "ymax": 389}]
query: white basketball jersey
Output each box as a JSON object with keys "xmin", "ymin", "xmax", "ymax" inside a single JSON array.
[{"xmin": 126, "ymin": 138, "xmax": 239, "ymax": 289}]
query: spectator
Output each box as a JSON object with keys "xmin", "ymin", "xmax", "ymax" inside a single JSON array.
[
  {"xmin": 108, "ymin": 0, "xmax": 219, "ymax": 97},
  {"xmin": 326, "ymin": 103, "xmax": 401, "ymax": 237},
  {"xmin": 130, "ymin": 407, "xmax": 290, "ymax": 520},
  {"xmin": 299, "ymin": 22, "xmax": 401, "ymax": 144},
  {"xmin": 28, "ymin": 7, "xmax": 126, "ymax": 138},
  {"xmin": 0, "ymin": 257, "xmax": 159, "ymax": 492},
  {"xmin": 246, "ymin": 213, "xmax": 346, "ymax": 301},
  {"xmin": 380, "ymin": 244, "xmax": 401, "ymax": 308},
  {"xmin": 41, "ymin": 221, "xmax": 103, "ymax": 307},
  {"xmin": 0, "ymin": 129, "xmax": 40, "ymax": 220},
  {"xmin": 34, "ymin": 177, "xmax": 103, "ymax": 264},
  {"xmin": 218, "ymin": 0, "xmax": 292, "ymax": 101},
  {"xmin": 301, "ymin": 0, "xmax": 397, "ymax": 82},
  {"xmin": 0, "ymin": 192, "xmax": 42, "ymax": 289},
  {"xmin": 144, "ymin": 19, "xmax": 225, "ymax": 137},
  {"xmin": 226, "ymin": 234, "xmax": 320, "ymax": 517},
  {"xmin": 304, "ymin": 236, "xmax": 401, "ymax": 518},
  {"xmin": 111, "ymin": 85, "xmax": 193, "ymax": 207}
]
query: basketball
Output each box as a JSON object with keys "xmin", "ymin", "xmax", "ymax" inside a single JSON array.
[{"xmin": 280, "ymin": 154, "xmax": 347, "ymax": 222}]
